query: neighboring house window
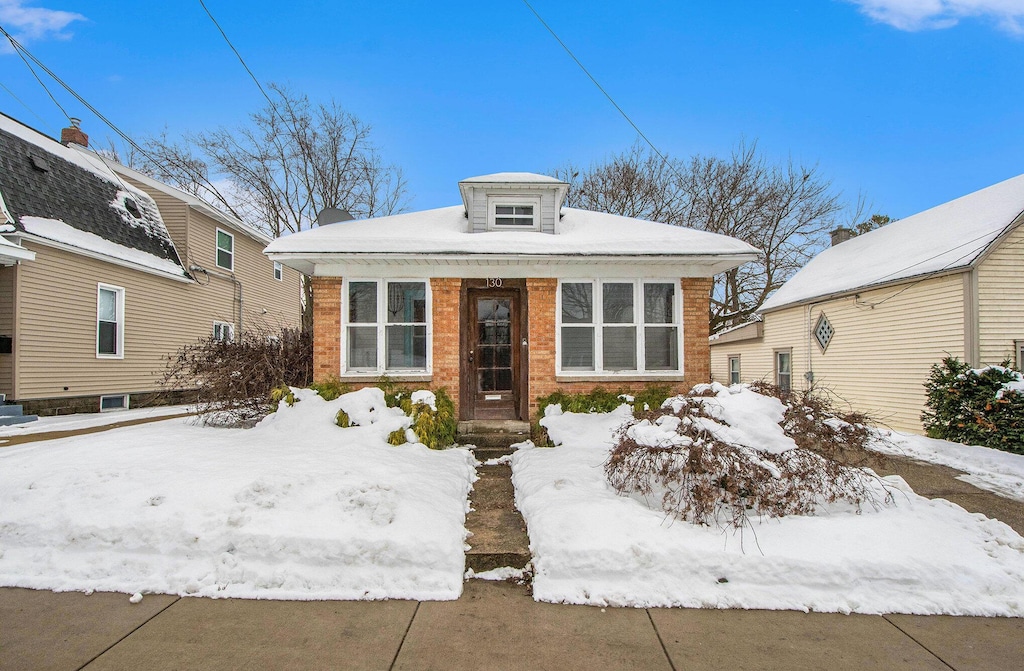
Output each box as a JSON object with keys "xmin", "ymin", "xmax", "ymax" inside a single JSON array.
[
  {"xmin": 487, "ymin": 195, "xmax": 541, "ymax": 230},
  {"xmin": 345, "ymin": 279, "xmax": 429, "ymax": 373},
  {"xmin": 729, "ymin": 356, "xmax": 741, "ymax": 385},
  {"xmin": 216, "ymin": 229, "xmax": 234, "ymax": 270},
  {"xmin": 273, "ymin": 261, "xmax": 283, "ymax": 281},
  {"xmin": 1016, "ymin": 340, "xmax": 1024, "ymax": 371},
  {"xmin": 213, "ymin": 321, "xmax": 235, "ymax": 343},
  {"xmin": 775, "ymin": 349, "xmax": 792, "ymax": 393},
  {"xmin": 558, "ymin": 280, "xmax": 680, "ymax": 373},
  {"xmin": 97, "ymin": 284, "xmax": 124, "ymax": 358}
]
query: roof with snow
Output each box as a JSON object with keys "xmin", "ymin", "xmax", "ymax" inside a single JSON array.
[
  {"xmin": 459, "ymin": 172, "xmax": 566, "ymax": 184},
  {"xmin": 265, "ymin": 204, "xmax": 760, "ymax": 275},
  {"xmin": 760, "ymin": 174, "xmax": 1024, "ymax": 312},
  {"xmin": 0, "ymin": 113, "xmax": 187, "ymax": 279}
]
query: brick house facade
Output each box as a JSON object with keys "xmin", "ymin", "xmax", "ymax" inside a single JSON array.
[{"xmin": 271, "ymin": 174, "xmax": 757, "ymax": 421}]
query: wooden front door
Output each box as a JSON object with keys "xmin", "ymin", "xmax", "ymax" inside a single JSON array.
[{"xmin": 465, "ymin": 289, "xmax": 521, "ymax": 420}]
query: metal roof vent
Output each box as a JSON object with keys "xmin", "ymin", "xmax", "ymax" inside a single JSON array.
[
  {"xmin": 316, "ymin": 207, "xmax": 354, "ymax": 226},
  {"xmin": 124, "ymin": 197, "xmax": 142, "ymax": 219}
]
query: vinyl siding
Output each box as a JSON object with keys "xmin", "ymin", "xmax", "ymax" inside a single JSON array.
[
  {"xmin": 711, "ymin": 273, "xmax": 966, "ymax": 434},
  {"xmin": 468, "ymin": 186, "xmax": 559, "ymax": 233},
  {"xmin": 0, "ymin": 265, "xmax": 14, "ymax": 395},
  {"xmin": 120, "ymin": 175, "xmax": 189, "ymax": 254},
  {"xmin": 977, "ymin": 223, "xmax": 1024, "ymax": 365}
]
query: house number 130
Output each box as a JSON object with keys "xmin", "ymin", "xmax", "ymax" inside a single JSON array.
[{"xmin": 486, "ymin": 278, "xmax": 503, "ymax": 288}]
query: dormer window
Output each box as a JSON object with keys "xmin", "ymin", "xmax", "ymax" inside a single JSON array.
[{"xmin": 487, "ymin": 195, "xmax": 541, "ymax": 231}]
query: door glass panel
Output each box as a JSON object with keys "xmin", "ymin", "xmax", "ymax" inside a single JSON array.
[{"xmin": 476, "ymin": 298, "xmax": 513, "ymax": 395}]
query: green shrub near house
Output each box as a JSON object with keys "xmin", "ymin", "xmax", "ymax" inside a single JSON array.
[
  {"xmin": 922, "ymin": 357, "xmax": 1024, "ymax": 453},
  {"xmin": 533, "ymin": 385, "xmax": 674, "ymax": 446}
]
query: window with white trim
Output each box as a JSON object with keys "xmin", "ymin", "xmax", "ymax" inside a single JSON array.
[
  {"xmin": 273, "ymin": 261, "xmax": 283, "ymax": 281},
  {"xmin": 100, "ymin": 394, "xmax": 129, "ymax": 411},
  {"xmin": 216, "ymin": 229, "xmax": 234, "ymax": 270},
  {"xmin": 345, "ymin": 280, "xmax": 429, "ymax": 373},
  {"xmin": 97, "ymin": 284, "xmax": 124, "ymax": 358},
  {"xmin": 558, "ymin": 280, "xmax": 680, "ymax": 374},
  {"xmin": 487, "ymin": 195, "xmax": 541, "ymax": 231},
  {"xmin": 1016, "ymin": 340, "xmax": 1024, "ymax": 371},
  {"xmin": 775, "ymin": 349, "xmax": 792, "ymax": 393},
  {"xmin": 728, "ymin": 356, "xmax": 741, "ymax": 385},
  {"xmin": 213, "ymin": 321, "xmax": 235, "ymax": 343}
]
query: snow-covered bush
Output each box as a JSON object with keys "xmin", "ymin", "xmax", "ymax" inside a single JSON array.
[
  {"xmin": 386, "ymin": 388, "xmax": 457, "ymax": 449},
  {"xmin": 534, "ymin": 385, "xmax": 673, "ymax": 445},
  {"xmin": 605, "ymin": 385, "xmax": 893, "ymax": 529},
  {"xmin": 160, "ymin": 326, "xmax": 311, "ymax": 426},
  {"xmin": 923, "ymin": 357, "xmax": 1024, "ymax": 453}
]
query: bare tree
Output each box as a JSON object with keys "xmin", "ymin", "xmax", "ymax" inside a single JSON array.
[
  {"xmin": 131, "ymin": 83, "xmax": 408, "ymax": 329},
  {"xmin": 556, "ymin": 142, "xmax": 845, "ymax": 333}
]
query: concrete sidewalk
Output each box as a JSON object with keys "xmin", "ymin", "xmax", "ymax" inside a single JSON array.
[{"xmin": 2, "ymin": 580, "xmax": 1022, "ymax": 671}]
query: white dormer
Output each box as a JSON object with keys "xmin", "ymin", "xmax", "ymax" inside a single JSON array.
[{"xmin": 458, "ymin": 172, "xmax": 569, "ymax": 234}]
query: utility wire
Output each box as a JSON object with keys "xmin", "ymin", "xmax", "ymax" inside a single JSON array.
[
  {"xmin": 520, "ymin": 0, "xmax": 681, "ymax": 180},
  {"xmin": 197, "ymin": 0, "xmax": 278, "ymax": 113},
  {"xmin": 0, "ymin": 79, "xmax": 50, "ymax": 128},
  {"xmin": 2, "ymin": 26, "xmax": 71, "ymax": 122}
]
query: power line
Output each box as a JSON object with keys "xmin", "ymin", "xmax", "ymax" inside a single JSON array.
[
  {"xmin": 197, "ymin": 0, "xmax": 278, "ymax": 113},
  {"xmin": 2, "ymin": 26, "xmax": 71, "ymax": 123},
  {"xmin": 520, "ymin": 0, "xmax": 680, "ymax": 179},
  {"xmin": 0, "ymin": 79, "xmax": 50, "ymax": 128}
]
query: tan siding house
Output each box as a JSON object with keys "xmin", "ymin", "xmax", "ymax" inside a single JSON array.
[
  {"xmin": 0, "ymin": 113, "xmax": 301, "ymax": 416},
  {"xmin": 711, "ymin": 174, "xmax": 1024, "ymax": 434}
]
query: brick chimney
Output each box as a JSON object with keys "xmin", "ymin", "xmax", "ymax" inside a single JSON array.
[
  {"xmin": 60, "ymin": 118, "xmax": 88, "ymax": 147},
  {"xmin": 830, "ymin": 227, "xmax": 853, "ymax": 246}
]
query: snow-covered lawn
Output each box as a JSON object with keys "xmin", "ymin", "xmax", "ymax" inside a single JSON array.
[
  {"xmin": 0, "ymin": 404, "xmax": 192, "ymax": 439},
  {"xmin": 512, "ymin": 386, "xmax": 1024, "ymax": 615},
  {"xmin": 0, "ymin": 388, "xmax": 476, "ymax": 601}
]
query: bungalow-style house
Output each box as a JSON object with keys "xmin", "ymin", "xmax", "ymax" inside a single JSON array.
[
  {"xmin": 710, "ymin": 174, "xmax": 1024, "ymax": 433},
  {"xmin": 0, "ymin": 112, "xmax": 302, "ymax": 415},
  {"xmin": 266, "ymin": 173, "xmax": 759, "ymax": 421}
]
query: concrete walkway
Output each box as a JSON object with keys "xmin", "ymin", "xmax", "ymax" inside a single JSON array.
[{"xmin": 2, "ymin": 580, "xmax": 1022, "ymax": 671}]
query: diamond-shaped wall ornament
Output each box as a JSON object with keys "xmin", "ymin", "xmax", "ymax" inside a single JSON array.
[{"xmin": 814, "ymin": 313, "xmax": 834, "ymax": 352}]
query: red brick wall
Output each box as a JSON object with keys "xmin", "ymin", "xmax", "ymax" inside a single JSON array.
[
  {"xmin": 431, "ymin": 277, "xmax": 461, "ymax": 415},
  {"xmin": 311, "ymin": 276, "xmax": 342, "ymax": 381},
  {"xmin": 681, "ymin": 277, "xmax": 713, "ymax": 383}
]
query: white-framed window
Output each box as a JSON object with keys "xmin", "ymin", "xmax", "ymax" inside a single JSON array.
[
  {"xmin": 96, "ymin": 284, "xmax": 124, "ymax": 359},
  {"xmin": 344, "ymin": 279, "xmax": 430, "ymax": 373},
  {"xmin": 1016, "ymin": 340, "xmax": 1024, "ymax": 371},
  {"xmin": 728, "ymin": 355, "xmax": 741, "ymax": 385},
  {"xmin": 216, "ymin": 228, "xmax": 234, "ymax": 271},
  {"xmin": 557, "ymin": 280, "xmax": 681, "ymax": 374},
  {"xmin": 273, "ymin": 261, "xmax": 283, "ymax": 281},
  {"xmin": 100, "ymin": 394, "xmax": 129, "ymax": 412},
  {"xmin": 487, "ymin": 195, "xmax": 541, "ymax": 231},
  {"xmin": 213, "ymin": 321, "xmax": 235, "ymax": 343},
  {"xmin": 775, "ymin": 349, "xmax": 792, "ymax": 393}
]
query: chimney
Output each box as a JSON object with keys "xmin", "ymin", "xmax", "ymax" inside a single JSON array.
[
  {"xmin": 60, "ymin": 118, "xmax": 89, "ymax": 148},
  {"xmin": 830, "ymin": 227, "xmax": 853, "ymax": 246},
  {"xmin": 316, "ymin": 207, "xmax": 354, "ymax": 226}
]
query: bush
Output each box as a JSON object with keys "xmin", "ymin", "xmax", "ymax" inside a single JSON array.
[
  {"xmin": 605, "ymin": 388, "xmax": 893, "ymax": 529},
  {"xmin": 922, "ymin": 357, "xmax": 1024, "ymax": 453},
  {"xmin": 386, "ymin": 387, "xmax": 457, "ymax": 449},
  {"xmin": 160, "ymin": 326, "xmax": 311, "ymax": 426},
  {"xmin": 310, "ymin": 376, "xmax": 350, "ymax": 401}
]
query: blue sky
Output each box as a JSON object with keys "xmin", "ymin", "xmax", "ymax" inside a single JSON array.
[{"xmin": 2, "ymin": 0, "xmax": 1023, "ymax": 222}]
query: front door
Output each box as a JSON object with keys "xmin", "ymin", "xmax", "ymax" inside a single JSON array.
[{"xmin": 466, "ymin": 289, "xmax": 520, "ymax": 420}]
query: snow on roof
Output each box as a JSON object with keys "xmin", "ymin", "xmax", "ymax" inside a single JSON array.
[
  {"xmin": 0, "ymin": 113, "xmax": 125, "ymax": 186},
  {"xmin": 761, "ymin": 174, "xmax": 1024, "ymax": 312},
  {"xmin": 264, "ymin": 205, "xmax": 759, "ymax": 259},
  {"xmin": 459, "ymin": 172, "xmax": 566, "ymax": 184},
  {"xmin": 96, "ymin": 155, "xmax": 273, "ymax": 245},
  {"xmin": 21, "ymin": 216, "xmax": 188, "ymax": 279}
]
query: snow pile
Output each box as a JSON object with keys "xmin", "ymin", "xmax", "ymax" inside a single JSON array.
[
  {"xmin": 512, "ymin": 391, "xmax": 1024, "ymax": 615},
  {"xmin": 0, "ymin": 388, "xmax": 476, "ymax": 600},
  {"xmin": 874, "ymin": 431, "xmax": 1024, "ymax": 503}
]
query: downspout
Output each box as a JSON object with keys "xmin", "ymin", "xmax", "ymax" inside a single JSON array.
[{"xmin": 963, "ymin": 270, "xmax": 979, "ymax": 366}]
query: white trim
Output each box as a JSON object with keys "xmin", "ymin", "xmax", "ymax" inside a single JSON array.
[
  {"xmin": 1015, "ymin": 340, "xmax": 1024, "ymax": 371},
  {"xmin": 96, "ymin": 283, "xmax": 125, "ymax": 359},
  {"xmin": 99, "ymin": 394, "xmax": 130, "ymax": 412},
  {"xmin": 216, "ymin": 228, "xmax": 235, "ymax": 271},
  {"xmin": 340, "ymin": 278, "xmax": 432, "ymax": 376},
  {"xmin": 273, "ymin": 260, "xmax": 283, "ymax": 281},
  {"xmin": 486, "ymin": 194, "xmax": 542, "ymax": 231},
  {"xmin": 728, "ymin": 355, "xmax": 741, "ymax": 385},
  {"xmin": 555, "ymin": 279, "xmax": 683, "ymax": 377}
]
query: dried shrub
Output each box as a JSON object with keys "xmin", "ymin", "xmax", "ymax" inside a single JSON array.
[
  {"xmin": 605, "ymin": 391, "xmax": 893, "ymax": 530},
  {"xmin": 922, "ymin": 357, "xmax": 1024, "ymax": 453},
  {"xmin": 159, "ymin": 326, "xmax": 311, "ymax": 426}
]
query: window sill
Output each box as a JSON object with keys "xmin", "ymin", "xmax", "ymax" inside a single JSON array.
[{"xmin": 339, "ymin": 374, "xmax": 432, "ymax": 383}]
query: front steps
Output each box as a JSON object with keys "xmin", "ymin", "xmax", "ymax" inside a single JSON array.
[
  {"xmin": 0, "ymin": 401, "xmax": 37, "ymax": 427},
  {"xmin": 459, "ymin": 420, "xmax": 532, "ymax": 573}
]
